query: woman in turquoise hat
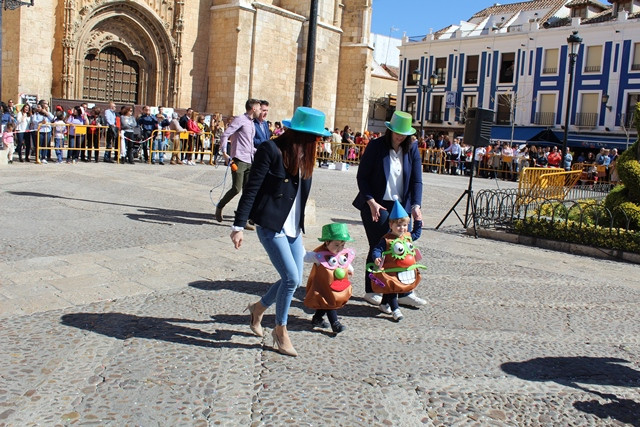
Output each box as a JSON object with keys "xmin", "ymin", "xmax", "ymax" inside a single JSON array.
[
  {"xmin": 352, "ymin": 110, "xmax": 427, "ymax": 310},
  {"xmin": 231, "ymin": 106, "xmax": 331, "ymax": 357}
]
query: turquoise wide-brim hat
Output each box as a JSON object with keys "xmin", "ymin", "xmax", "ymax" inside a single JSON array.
[
  {"xmin": 283, "ymin": 106, "xmax": 332, "ymax": 137},
  {"xmin": 318, "ymin": 223, "xmax": 354, "ymax": 242},
  {"xmin": 385, "ymin": 111, "xmax": 416, "ymax": 136}
]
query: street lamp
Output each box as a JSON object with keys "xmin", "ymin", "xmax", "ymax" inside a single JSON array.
[
  {"xmin": 411, "ymin": 68, "xmax": 438, "ymax": 137},
  {"xmin": 562, "ymin": 30, "xmax": 582, "ymax": 158},
  {"xmin": 0, "ymin": 0, "xmax": 34, "ymax": 101},
  {"xmin": 602, "ymin": 93, "xmax": 612, "ymax": 112}
]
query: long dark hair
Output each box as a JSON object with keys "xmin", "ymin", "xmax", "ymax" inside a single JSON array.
[
  {"xmin": 275, "ymin": 129, "xmax": 318, "ymax": 179},
  {"xmin": 383, "ymin": 129, "xmax": 413, "ymax": 152}
]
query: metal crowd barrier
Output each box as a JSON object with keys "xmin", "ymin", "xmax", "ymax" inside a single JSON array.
[
  {"xmin": 148, "ymin": 129, "xmax": 218, "ymax": 165},
  {"xmin": 35, "ymin": 123, "xmax": 117, "ymax": 164}
]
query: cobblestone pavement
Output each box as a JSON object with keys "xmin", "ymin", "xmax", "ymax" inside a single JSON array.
[{"xmin": 1, "ymin": 162, "xmax": 639, "ymax": 426}]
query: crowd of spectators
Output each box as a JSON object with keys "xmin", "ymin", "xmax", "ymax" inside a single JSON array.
[
  {"xmin": 316, "ymin": 127, "xmax": 622, "ymax": 184},
  {"xmin": 0, "ymin": 99, "xmax": 228, "ymax": 166},
  {"xmin": 0, "ymin": 97, "xmax": 623, "ymax": 184}
]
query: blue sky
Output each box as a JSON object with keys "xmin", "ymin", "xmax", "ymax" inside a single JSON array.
[{"xmin": 371, "ymin": 0, "xmax": 525, "ymax": 38}]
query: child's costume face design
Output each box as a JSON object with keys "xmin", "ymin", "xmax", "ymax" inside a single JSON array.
[
  {"xmin": 314, "ymin": 248, "xmax": 355, "ymax": 292},
  {"xmin": 383, "ymin": 235, "xmax": 419, "ymax": 285}
]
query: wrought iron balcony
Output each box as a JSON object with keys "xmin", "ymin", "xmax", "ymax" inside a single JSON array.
[
  {"xmin": 575, "ymin": 112, "xmax": 598, "ymax": 128},
  {"xmin": 534, "ymin": 112, "xmax": 556, "ymax": 126}
]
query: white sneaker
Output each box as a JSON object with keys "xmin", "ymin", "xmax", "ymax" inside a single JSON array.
[
  {"xmin": 398, "ymin": 292, "xmax": 426, "ymax": 308},
  {"xmin": 182, "ymin": 159, "xmax": 188, "ymax": 165},
  {"xmin": 392, "ymin": 308, "xmax": 404, "ymax": 322},
  {"xmin": 364, "ymin": 292, "xmax": 383, "ymax": 305},
  {"xmin": 41, "ymin": 159, "xmax": 48, "ymax": 164},
  {"xmin": 378, "ymin": 303, "xmax": 392, "ymax": 314},
  {"xmin": 189, "ymin": 161, "xmax": 196, "ymax": 166}
]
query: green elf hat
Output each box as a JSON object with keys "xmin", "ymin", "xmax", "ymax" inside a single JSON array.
[
  {"xmin": 389, "ymin": 199, "xmax": 409, "ymax": 220},
  {"xmin": 385, "ymin": 111, "xmax": 416, "ymax": 136},
  {"xmin": 318, "ymin": 223, "xmax": 354, "ymax": 242}
]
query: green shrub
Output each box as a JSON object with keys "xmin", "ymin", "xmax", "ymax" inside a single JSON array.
[{"xmin": 514, "ymin": 217, "xmax": 640, "ymax": 254}]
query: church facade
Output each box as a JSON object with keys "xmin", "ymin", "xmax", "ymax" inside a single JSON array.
[{"xmin": 1, "ymin": 0, "xmax": 373, "ymax": 130}]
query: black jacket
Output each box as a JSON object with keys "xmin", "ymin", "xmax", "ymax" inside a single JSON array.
[
  {"xmin": 234, "ymin": 139, "xmax": 311, "ymax": 233},
  {"xmin": 352, "ymin": 135, "xmax": 423, "ymax": 214}
]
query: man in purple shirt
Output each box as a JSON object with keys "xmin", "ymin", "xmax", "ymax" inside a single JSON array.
[{"xmin": 215, "ymin": 99, "xmax": 261, "ymax": 227}]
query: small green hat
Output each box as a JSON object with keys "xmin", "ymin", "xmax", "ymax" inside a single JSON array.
[
  {"xmin": 318, "ymin": 223, "xmax": 354, "ymax": 242},
  {"xmin": 385, "ymin": 111, "xmax": 416, "ymax": 136}
]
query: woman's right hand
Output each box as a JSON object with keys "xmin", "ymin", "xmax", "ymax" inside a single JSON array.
[
  {"xmin": 231, "ymin": 230, "xmax": 243, "ymax": 249},
  {"xmin": 367, "ymin": 199, "xmax": 386, "ymax": 222}
]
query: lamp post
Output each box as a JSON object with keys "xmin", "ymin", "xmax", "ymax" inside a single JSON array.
[
  {"xmin": 562, "ymin": 30, "xmax": 582, "ymax": 158},
  {"xmin": 411, "ymin": 68, "xmax": 438, "ymax": 138},
  {"xmin": 0, "ymin": 0, "xmax": 35, "ymax": 101}
]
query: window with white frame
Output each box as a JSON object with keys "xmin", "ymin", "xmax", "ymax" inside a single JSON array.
[
  {"xmin": 585, "ymin": 45, "xmax": 602, "ymax": 73},
  {"xmin": 632, "ymin": 43, "xmax": 640, "ymax": 71},
  {"xmin": 465, "ymin": 55, "xmax": 479, "ymax": 84},
  {"xmin": 543, "ymin": 48, "xmax": 558, "ymax": 74},
  {"xmin": 435, "ymin": 57, "xmax": 447, "ymax": 85},
  {"xmin": 536, "ymin": 93, "xmax": 556, "ymax": 125},
  {"xmin": 407, "ymin": 59, "xmax": 419, "ymax": 86},
  {"xmin": 623, "ymin": 93, "xmax": 639, "ymax": 128},
  {"xmin": 405, "ymin": 95, "xmax": 417, "ymax": 120},
  {"xmin": 576, "ymin": 93, "xmax": 599, "ymax": 127},
  {"xmin": 499, "ymin": 52, "xmax": 515, "ymax": 83}
]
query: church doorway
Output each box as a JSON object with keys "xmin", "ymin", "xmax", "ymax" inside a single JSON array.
[{"xmin": 83, "ymin": 47, "xmax": 140, "ymax": 104}]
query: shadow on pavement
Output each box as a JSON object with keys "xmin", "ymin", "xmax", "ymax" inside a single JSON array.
[
  {"xmin": 61, "ymin": 312, "xmax": 261, "ymax": 350},
  {"xmin": 501, "ymin": 356, "xmax": 640, "ymax": 426},
  {"xmin": 8, "ymin": 191, "xmax": 213, "ymax": 225},
  {"xmin": 189, "ymin": 279, "xmax": 272, "ymax": 297}
]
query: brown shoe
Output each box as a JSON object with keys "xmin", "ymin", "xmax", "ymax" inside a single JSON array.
[
  {"xmin": 215, "ymin": 207, "xmax": 223, "ymax": 222},
  {"xmin": 244, "ymin": 223, "xmax": 255, "ymax": 231}
]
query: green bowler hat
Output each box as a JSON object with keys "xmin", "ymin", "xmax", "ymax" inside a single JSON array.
[
  {"xmin": 385, "ymin": 111, "xmax": 416, "ymax": 135},
  {"xmin": 318, "ymin": 223, "xmax": 354, "ymax": 242}
]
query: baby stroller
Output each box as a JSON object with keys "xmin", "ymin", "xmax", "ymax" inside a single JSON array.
[{"xmin": 130, "ymin": 126, "xmax": 143, "ymax": 161}]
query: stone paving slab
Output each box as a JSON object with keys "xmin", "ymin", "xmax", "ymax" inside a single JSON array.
[{"xmin": 1, "ymin": 162, "xmax": 639, "ymax": 426}]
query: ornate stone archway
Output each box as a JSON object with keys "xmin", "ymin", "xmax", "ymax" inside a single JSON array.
[{"xmin": 61, "ymin": 0, "xmax": 178, "ymax": 106}]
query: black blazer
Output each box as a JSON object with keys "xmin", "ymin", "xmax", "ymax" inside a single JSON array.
[
  {"xmin": 352, "ymin": 135, "xmax": 423, "ymax": 214},
  {"xmin": 234, "ymin": 139, "xmax": 311, "ymax": 233}
]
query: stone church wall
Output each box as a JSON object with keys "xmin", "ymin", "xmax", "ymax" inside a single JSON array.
[{"xmin": 1, "ymin": 0, "xmax": 373, "ymax": 132}]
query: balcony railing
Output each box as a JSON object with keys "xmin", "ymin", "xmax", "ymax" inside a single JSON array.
[
  {"xmin": 464, "ymin": 74, "xmax": 478, "ymax": 84},
  {"xmin": 496, "ymin": 112, "xmax": 511, "ymax": 125},
  {"xmin": 429, "ymin": 112, "xmax": 443, "ymax": 124},
  {"xmin": 632, "ymin": 63, "xmax": 640, "ymax": 71},
  {"xmin": 534, "ymin": 112, "xmax": 556, "ymax": 126},
  {"xmin": 542, "ymin": 67, "xmax": 557, "ymax": 74},
  {"xmin": 584, "ymin": 65, "xmax": 601, "ymax": 73},
  {"xmin": 575, "ymin": 112, "xmax": 598, "ymax": 127}
]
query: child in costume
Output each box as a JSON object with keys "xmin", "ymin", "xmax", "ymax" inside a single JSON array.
[
  {"xmin": 303, "ymin": 223, "xmax": 355, "ymax": 334},
  {"xmin": 370, "ymin": 200, "xmax": 425, "ymax": 321}
]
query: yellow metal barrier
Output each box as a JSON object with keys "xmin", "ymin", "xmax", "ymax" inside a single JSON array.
[
  {"xmin": 517, "ymin": 167, "xmax": 581, "ymax": 205},
  {"xmin": 35, "ymin": 123, "xmax": 116, "ymax": 164},
  {"xmin": 148, "ymin": 129, "xmax": 217, "ymax": 165}
]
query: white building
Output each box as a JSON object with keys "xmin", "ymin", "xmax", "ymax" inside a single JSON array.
[{"xmin": 398, "ymin": 0, "xmax": 640, "ymax": 151}]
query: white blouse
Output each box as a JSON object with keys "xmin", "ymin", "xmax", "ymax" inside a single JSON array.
[{"xmin": 383, "ymin": 147, "xmax": 403, "ymax": 201}]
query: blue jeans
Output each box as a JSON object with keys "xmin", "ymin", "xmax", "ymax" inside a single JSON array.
[
  {"xmin": 54, "ymin": 137, "xmax": 64, "ymax": 162},
  {"xmin": 39, "ymin": 132, "xmax": 51, "ymax": 160},
  {"xmin": 257, "ymin": 226, "xmax": 304, "ymax": 326},
  {"xmin": 152, "ymin": 137, "xmax": 167, "ymax": 163}
]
